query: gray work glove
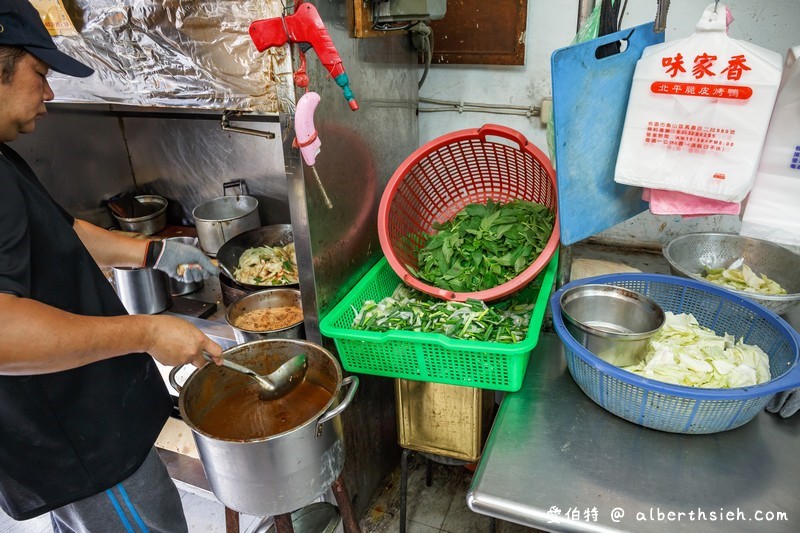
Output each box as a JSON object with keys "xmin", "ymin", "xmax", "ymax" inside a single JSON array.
[
  {"xmin": 765, "ymin": 389, "xmax": 800, "ymax": 418},
  {"xmin": 154, "ymin": 240, "xmax": 219, "ymax": 283}
]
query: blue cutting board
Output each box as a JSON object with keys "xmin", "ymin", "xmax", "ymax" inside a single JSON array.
[{"xmin": 551, "ymin": 23, "xmax": 664, "ymax": 246}]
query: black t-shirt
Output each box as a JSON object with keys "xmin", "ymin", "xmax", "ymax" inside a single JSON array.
[{"xmin": 0, "ymin": 144, "xmax": 172, "ymax": 520}]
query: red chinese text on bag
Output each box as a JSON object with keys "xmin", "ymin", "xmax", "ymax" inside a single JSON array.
[{"xmin": 614, "ymin": 3, "xmax": 782, "ymax": 203}]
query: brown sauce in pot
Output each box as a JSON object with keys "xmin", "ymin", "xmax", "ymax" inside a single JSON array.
[{"xmin": 197, "ymin": 380, "xmax": 333, "ymax": 440}]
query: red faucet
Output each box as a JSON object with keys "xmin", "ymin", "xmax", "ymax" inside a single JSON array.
[{"xmin": 249, "ymin": 2, "xmax": 359, "ymax": 111}]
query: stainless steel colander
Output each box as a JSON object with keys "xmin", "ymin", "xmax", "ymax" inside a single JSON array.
[{"xmin": 662, "ymin": 233, "xmax": 800, "ymax": 315}]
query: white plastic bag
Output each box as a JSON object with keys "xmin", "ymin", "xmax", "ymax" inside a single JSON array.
[
  {"xmin": 740, "ymin": 46, "xmax": 800, "ymax": 246},
  {"xmin": 614, "ymin": 3, "xmax": 782, "ymax": 203}
]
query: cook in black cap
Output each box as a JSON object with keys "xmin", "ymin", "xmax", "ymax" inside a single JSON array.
[
  {"xmin": 0, "ymin": 2, "xmax": 222, "ymax": 531},
  {"xmin": 0, "ymin": 0, "xmax": 94, "ymax": 141},
  {"xmin": 0, "ymin": 0, "xmax": 93, "ymax": 77}
]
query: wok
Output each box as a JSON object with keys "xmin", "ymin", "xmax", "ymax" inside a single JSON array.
[{"xmin": 216, "ymin": 224, "xmax": 298, "ymax": 291}]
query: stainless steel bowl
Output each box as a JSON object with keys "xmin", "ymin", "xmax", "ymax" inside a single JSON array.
[
  {"xmin": 560, "ymin": 284, "xmax": 665, "ymax": 367},
  {"xmin": 663, "ymin": 233, "xmax": 800, "ymax": 315},
  {"xmin": 111, "ymin": 195, "xmax": 168, "ymax": 235},
  {"xmin": 225, "ymin": 288, "xmax": 304, "ymax": 344}
]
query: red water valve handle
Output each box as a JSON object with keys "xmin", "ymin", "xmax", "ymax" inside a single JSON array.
[
  {"xmin": 249, "ymin": 3, "xmax": 357, "ymax": 110},
  {"xmin": 250, "ymin": 4, "xmax": 345, "ymax": 77}
]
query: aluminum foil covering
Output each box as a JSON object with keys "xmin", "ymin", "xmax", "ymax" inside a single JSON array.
[{"xmin": 48, "ymin": 0, "xmax": 293, "ymax": 112}]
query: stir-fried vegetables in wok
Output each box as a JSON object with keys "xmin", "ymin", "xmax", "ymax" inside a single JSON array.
[{"xmin": 234, "ymin": 242, "xmax": 299, "ymax": 286}]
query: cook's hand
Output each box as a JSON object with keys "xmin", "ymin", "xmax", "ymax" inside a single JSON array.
[
  {"xmin": 144, "ymin": 315, "xmax": 222, "ymax": 368},
  {"xmin": 154, "ymin": 240, "xmax": 219, "ymax": 283},
  {"xmin": 766, "ymin": 389, "xmax": 800, "ymax": 418}
]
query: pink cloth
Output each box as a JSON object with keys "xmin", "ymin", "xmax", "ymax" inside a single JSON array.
[{"xmin": 644, "ymin": 188, "xmax": 741, "ymax": 217}]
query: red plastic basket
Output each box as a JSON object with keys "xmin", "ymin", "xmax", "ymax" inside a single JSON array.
[{"xmin": 378, "ymin": 124, "xmax": 559, "ymax": 302}]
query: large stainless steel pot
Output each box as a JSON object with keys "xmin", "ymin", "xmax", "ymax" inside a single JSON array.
[
  {"xmin": 192, "ymin": 181, "xmax": 260, "ymax": 256},
  {"xmin": 168, "ymin": 339, "xmax": 358, "ymax": 517}
]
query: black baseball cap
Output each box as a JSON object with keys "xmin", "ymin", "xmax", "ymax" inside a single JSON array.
[{"xmin": 0, "ymin": 0, "xmax": 93, "ymax": 77}]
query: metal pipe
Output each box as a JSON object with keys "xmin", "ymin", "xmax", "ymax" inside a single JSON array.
[
  {"xmin": 418, "ymin": 107, "xmax": 539, "ymax": 117},
  {"xmin": 400, "ymin": 449, "xmax": 409, "ymax": 533},
  {"xmin": 418, "ymin": 97, "xmax": 540, "ymax": 118},
  {"xmin": 273, "ymin": 513, "xmax": 295, "ymax": 533},
  {"xmin": 220, "ymin": 110, "xmax": 277, "ymax": 139},
  {"xmin": 224, "ymin": 507, "xmax": 240, "ymax": 533},
  {"xmin": 577, "ymin": 0, "xmax": 597, "ymax": 33},
  {"xmin": 419, "ymin": 97, "xmax": 533, "ymax": 111},
  {"xmin": 331, "ymin": 474, "xmax": 361, "ymax": 533}
]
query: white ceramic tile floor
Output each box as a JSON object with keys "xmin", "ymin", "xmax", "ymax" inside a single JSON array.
[{"xmin": 360, "ymin": 451, "xmax": 542, "ymax": 533}]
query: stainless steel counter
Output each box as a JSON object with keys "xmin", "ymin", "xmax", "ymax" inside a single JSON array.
[{"xmin": 468, "ymin": 333, "xmax": 800, "ymax": 533}]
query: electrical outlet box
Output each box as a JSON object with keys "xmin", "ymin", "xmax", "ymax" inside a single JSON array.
[
  {"xmin": 353, "ymin": 0, "xmax": 446, "ymax": 38},
  {"xmin": 373, "ymin": 0, "xmax": 446, "ymax": 23},
  {"xmin": 540, "ymin": 97, "xmax": 553, "ymax": 126}
]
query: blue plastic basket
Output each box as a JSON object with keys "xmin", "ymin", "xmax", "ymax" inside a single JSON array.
[{"xmin": 550, "ymin": 273, "xmax": 800, "ymax": 434}]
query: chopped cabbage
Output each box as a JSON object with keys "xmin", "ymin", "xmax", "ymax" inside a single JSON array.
[
  {"xmin": 702, "ymin": 264, "xmax": 786, "ymax": 295},
  {"xmin": 622, "ymin": 312, "xmax": 771, "ymax": 388},
  {"xmin": 234, "ymin": 243, "xmax": 298, "ymax": 286}
]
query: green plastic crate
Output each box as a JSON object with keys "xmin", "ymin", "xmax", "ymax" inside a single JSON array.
[{"xmin": 319, "ymin": 252, "xmax": 558, "ymax": 391}]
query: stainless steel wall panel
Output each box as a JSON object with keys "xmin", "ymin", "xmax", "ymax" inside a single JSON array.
[
  {"xmin": 123, "ymin": 113, "xmax": 289, "ymax": 226},
  {"xmin": 10, "ymin": 106, "xmax": 290, "ymax": 228},
  {"xmin": 289, "ymin": 54, "xmax": 419, "ymax": 341},
  {"xmin": 281, "ymin": 1, "xmax": 420, "ymax": 519},
  {"xmin": 7, "ymin": 106, "xmax": 134, "ymax": 226}
]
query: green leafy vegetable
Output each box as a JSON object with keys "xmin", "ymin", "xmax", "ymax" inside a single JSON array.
[
  {"xmin": 352, "ymin": 284, "xmax": 534, "ymax": 343},
  {"xmin": 622, "ymin": 312, "xmax": 771, "ymax": 388},
  {"xmin": 407, "ymin": 200, "xmax": 555, "ymax": 293},
  {"xmin": 701, "ymin": 264, "xmax": 786, "ymax": 295}
]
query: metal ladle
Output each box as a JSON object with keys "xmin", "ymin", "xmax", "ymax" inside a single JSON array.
[{"xmin": 203, "ymin": 352, "xmax": 308, "ymax": 401}]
